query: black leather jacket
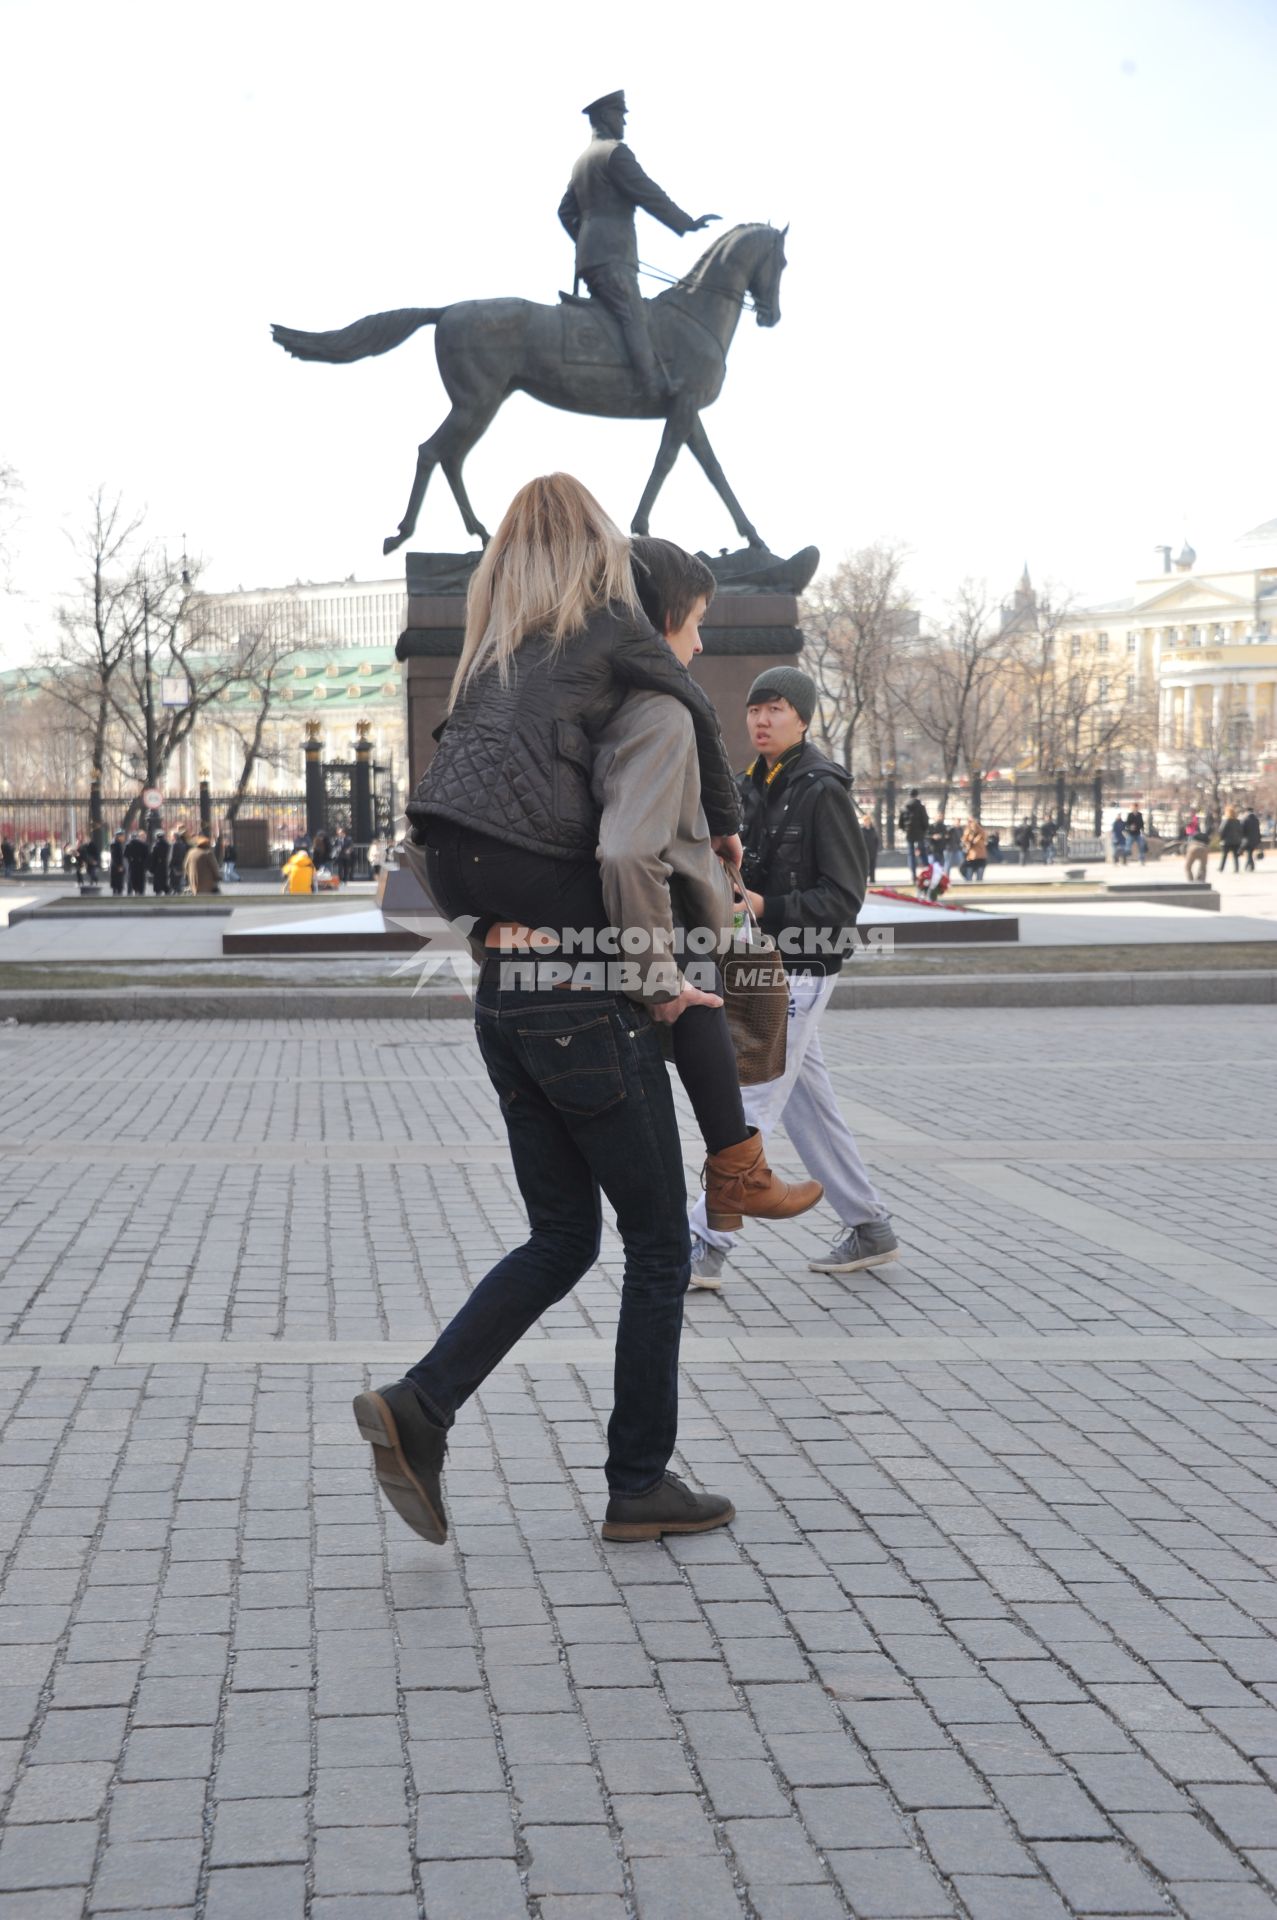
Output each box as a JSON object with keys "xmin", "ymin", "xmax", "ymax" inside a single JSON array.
[
  {"xmin": 740, "ymin": 741, "xmax": 867, "ymax": 977},
  {"xmin": 407, "ymin": 603, "xmax": 739, "ymax": 858}
]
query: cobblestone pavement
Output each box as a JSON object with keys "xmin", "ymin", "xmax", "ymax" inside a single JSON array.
[{"xmin": 1, "ymin": 1007, "xmax": 1276, "ymax": 1919}]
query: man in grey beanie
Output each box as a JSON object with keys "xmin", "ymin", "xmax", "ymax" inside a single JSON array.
[{"xmin": 688, "ymin": 666, "xmax": 900, "ymax": 1285}]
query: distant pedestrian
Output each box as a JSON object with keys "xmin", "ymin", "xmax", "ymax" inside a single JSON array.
[
  {"xmin": 859, "ymin": 813, "xmax": 880, "ymax": 883},
  {"xmin": 898, "ymin": 789, "xmax": 929, "ymax": 879},
  {"xmin": 960, "ymin": 817, "xmax": 987, "ymax": 880},
  {"xmin": 1186, "ymin": 809, "xmax": 1200, "ymax": 837},
  {"xmin": 40, "ymin": 841, "xmax": 52, "ymax": 874},
  {"xmin": 929, "ymin": 813, "xmax": 958, "ymax": 874},
  {"xmin": 336, "ymin": 831, "xmax": 354, "ymax": 882},
  {"xmin": 312, "ymin": 828, "xmax": 332, "ymax": 868},
  {"xmin": 149, "ymin": 830, "xmax": 171, "ymax": 896},
  {"xmin": 1013, "ymin": 820, "xmax": 1035, "ymax": 865},
  {"xmin": 1219, "ymin": 805, "xmax": 1244, "ymax": 874},
  {"xmin": 282, "ymin": 846, "xmax": 316, "ymax": 893},
  {"xmin": 1185, "ymin": 825, "xmax": 1209, "ymax": 883},
  {"xmin": 0, "ymin": 838, "xmax": 14, "ymax": 877},
  {"xmin": 184, "ymin": 836, "xmax": 221, "ymax": 894},
  {"xmin": 1040, "ymin": 814, "xmax": 1059, "ymax": 864},
  {"xmin": 1110, "ymin": 817, "xmax": 1129, "ymax": 865},
  {"xmin": 367, "ymin": 836, "xmax": 384, "ymax": 881},
  {"xmin": 1241, "ymin": 806, "xmax": 1262, "ymax": 871},
  {"xmin": 124, "ymin": 833, "xmax": 148, "ymax": 896},
  {"xmin": 222, "ymin": 840, "xmax": 239, "ymax": 883},
  {"xmin": 1124, "ymin": 806, "xmax": 1147, "ymax": 865},
  {"xmin": 169, "ymin": 828, "xmax": 190, "ymax": 895},
  {"xmin": 108, "ymin": 833, "xmax": 126, "ymax": 896}
]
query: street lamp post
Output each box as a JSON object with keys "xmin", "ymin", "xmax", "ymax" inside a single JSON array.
[{"xmin": 142, "ymin": 584, "xmax": 158, "ymax": 837}]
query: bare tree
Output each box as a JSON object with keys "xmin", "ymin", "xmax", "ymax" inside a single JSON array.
[
  {"xmin": 43, "ymin": 489, "xmax": 150, "ymax": 780},
  {"xmin": 899, "ymin": 581, "xmax": 1027, "ymax": 809},
  {"xmin": 215, "ymin": 600, "xmax": 309, "ymax": 825},
  {"xmin": 0, "ymin": 682, "xmax": 84, "ymax": 791},
  {"xmin": 803, "ymin": 544, "xmax": 913, "ymax": 777},
  {"xmin": 1184, "ymin": 706, "xmax": 1255, "ymax": 824},
  {"xmin": 0, "ymin": 462, "xmax": 21, "ymax": 592}
]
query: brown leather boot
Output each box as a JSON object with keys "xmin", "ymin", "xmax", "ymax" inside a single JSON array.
[{"xmin": 702, "ymin": 1130, "xmax": 823, "ymax": 1233}]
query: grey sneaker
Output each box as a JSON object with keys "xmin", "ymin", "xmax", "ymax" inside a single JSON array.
[
  {"xmin": 689, "ymin": 1236, "xmax": 725, "ymax": 1290},
  {"xmin": 809, "ymin": 1220, "xmax": 900, "ymax": 1274}
]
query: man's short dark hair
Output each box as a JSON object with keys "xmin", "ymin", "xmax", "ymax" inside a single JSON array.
[
  {"xmin": 631, "ymin": 536, "xmax": 715, "ymax": 636},
  {"xmin": 909, "ymin": 788, "xmax": 919, "ymax": 798}
]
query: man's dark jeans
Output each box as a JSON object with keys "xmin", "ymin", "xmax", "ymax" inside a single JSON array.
[{"xmin": 408, "ymin": 963, "xmax": 691, "ymax": 1496}]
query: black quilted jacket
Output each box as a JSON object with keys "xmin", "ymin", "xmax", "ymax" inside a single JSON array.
[{"xmin": 406, "ymin": 604, "xmax": 740, "ymax": 857}]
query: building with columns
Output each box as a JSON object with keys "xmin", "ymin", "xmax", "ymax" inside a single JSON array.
[{"xmin": 1061, "ymin": 518, "xmax": 1277, "ymax": 781}]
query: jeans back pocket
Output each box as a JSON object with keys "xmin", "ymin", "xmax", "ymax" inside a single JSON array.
[{"xmin": 513, "ymin": 1008, "xmax": 626, "ymax": 1118}]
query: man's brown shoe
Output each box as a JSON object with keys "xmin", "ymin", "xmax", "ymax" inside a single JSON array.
[
  {"xmin": 602, "ymin": 1472, "xmax": 735, "ymax": 1542},
  {"xmin": 353, "ymin": 1379, "xmax": 448, "ymax": 1544},
  {"xmin": 703, "ymin": 1128, "xmax": 823, "ymax": 1233}
]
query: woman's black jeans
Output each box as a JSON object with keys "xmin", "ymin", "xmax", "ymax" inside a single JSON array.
[
  {"xmin": 410, "ymin": 822, "xmax": 691, "ymax": 1494},
  {"xmin": 408, "ymin": 960, "xmax": 691, "ymax": 1494}
]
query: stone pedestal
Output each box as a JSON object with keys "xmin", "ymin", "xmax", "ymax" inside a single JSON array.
[{"xmin": 395, "ymin": 551, "xmax": 808, "ymax": 791}]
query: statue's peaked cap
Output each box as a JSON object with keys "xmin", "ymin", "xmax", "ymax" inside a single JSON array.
[{"xmin": 583, "ymin": 89, "xmax": 626, "ymax": 120}]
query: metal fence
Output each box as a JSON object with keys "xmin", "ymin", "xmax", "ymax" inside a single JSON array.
[
  {"xmin": 863, "ymin": 775, "xmax": 1131, "ymax": 849},
  {"xmin": 0, "ymin": 794, "xmax": 310, "ymax": 863}
]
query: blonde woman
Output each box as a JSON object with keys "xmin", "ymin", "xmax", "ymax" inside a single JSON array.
[
  {"xmin": 354, "ymin": 475, "xmax": 739, "ymax": 1549},
  {"xmin": 1219, "ymin": 804, "xmax": 1244, "ymax": 874}
]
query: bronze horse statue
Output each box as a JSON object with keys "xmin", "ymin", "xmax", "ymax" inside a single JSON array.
[{"xmin": 272, "ymin": 222, "xmax": 787, "ymax": 556}]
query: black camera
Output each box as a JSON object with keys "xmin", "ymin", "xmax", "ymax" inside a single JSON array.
[{"xmin": 738, "ymin": 845, "xmax": 766, "ymax": 892}]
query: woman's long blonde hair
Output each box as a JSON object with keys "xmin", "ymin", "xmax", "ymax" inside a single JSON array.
[{"xmin": 448, "ymin": 473, "xmax": 638, "ymax": 709}]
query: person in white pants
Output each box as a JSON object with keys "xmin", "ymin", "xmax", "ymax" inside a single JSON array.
[{"xmin": 688, "ymin": 666, "xmax": 899, "ymax": 1289}]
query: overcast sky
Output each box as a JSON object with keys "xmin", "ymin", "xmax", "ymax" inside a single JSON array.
[{"xmin": 2, "ymin": 0, "xmax": 1275, "ymax": 666}]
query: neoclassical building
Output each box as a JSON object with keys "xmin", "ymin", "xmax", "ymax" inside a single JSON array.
[
  {"xmin": 172, "ymin": 574, "xmax": 409, "ymax": 796},
  {"xmin": 1063, "ymin": 519, "xmax": 1277, "ymax": 778}
]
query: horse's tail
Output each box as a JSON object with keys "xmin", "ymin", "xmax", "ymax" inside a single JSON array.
[{"xmin": 270, "ymin": 307, "xmax": 443, "ymax": 365}]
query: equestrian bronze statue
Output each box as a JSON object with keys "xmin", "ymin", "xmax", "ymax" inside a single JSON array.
[
  {"xmin": 272, "ymin": 82, "xmax": 788, "ymax": 559},
  {"xmin": 272, "ymin": 221, "xmax": 786, "ymax": 557}
]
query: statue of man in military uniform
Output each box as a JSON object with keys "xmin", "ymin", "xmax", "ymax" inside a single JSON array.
[{"xmin": 558, "ymin": 90, "xmax": 719, "ymax": 403}]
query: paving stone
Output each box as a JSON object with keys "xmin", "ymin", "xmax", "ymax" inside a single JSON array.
[
  {"xmin": 313, "ymin": 1827, "xmax": 415, "ymax": 1896},
  {"xmin": 415, "ymin": 1859, "xmax": 528, "ymax": 1920},
  {"xmin": 875, "ymin": 1750, "xmax": 991, "ymax": 1809},
  {"xmin": 612, "ymin": 1793, "xmax": 718, "ymax": 1856},
  {"xmin": 630, "ymin": 1853, "xmax": 742, "ymax": 1920},
  {"xmin": 948, "ymin": 1876, "xmax": 1070, "ymax": 1919},
  {"xmin": 204, "ymin": 1866, "xmax": 306, "ymax": 1920},
  {"xmin": 723, "ymin": 1816, "xmax": 827, "ymax": 1884},
  {"xmin": 509, "ymin": 1763, "xmax": 607, "ymax": 1826},
  {"xmin": 1067, "ymin": 1752, "xmax": 1188, "ymax": 1812},
  {"xmin": 7, "ymin": 1760, "xmax": 114, "ymax": 1822},
  {"xmin": 1114, "ymin": 1810, "xmax": 1254, "ymax": 1880},
  {"xmin": 210, "ymin": 1797, "xmax": 308, "ymax": 1866},
  {"xmin": 415, "ymin": 1792, "xmax": 517, "ymax": 1860},
  {"xmin": 87, "ymin": 1839, "xmax": 201, "ymax": 1911},
  {"xmin": 526, "ymin": 1826, "xmax": 625, "ymax": 1895},
  {"xmin": 1034, "ymin": 1840, "xmax": 1166, "ymax": 1914},
  {"xmin": 108, "ymin": 1781, "xmax": 207, "ymax": 1841},
  {"xmin": 0, "ymin": 1819, "xmax": 98, "ymax": 1889},
  {"xmin": 827, "ymin": 1846, "xmax": 957, "ymax": 1916},
  {"xmin": 993, "ymin": 1773, "xmax": 1112, "ymax": 1839}
]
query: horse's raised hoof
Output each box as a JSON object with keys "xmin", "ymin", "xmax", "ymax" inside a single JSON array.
[{"xmin": 383, "ymin": 532, "xmax": 406, "ymax": 557}]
